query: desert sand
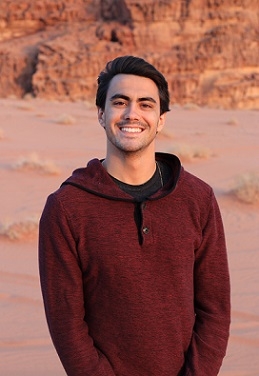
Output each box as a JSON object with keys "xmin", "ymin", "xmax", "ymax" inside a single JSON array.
[{"xmin": 0, "ymin": 97, "xmax": 258, "ymax": 375}]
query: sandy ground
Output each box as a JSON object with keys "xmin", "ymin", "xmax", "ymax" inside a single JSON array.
[{"xmin": 0, "ymin": 98, "xmax": 258, "ymax": 375}]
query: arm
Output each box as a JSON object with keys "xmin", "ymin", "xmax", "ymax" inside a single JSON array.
[
  {"xmin": 182, "ymin": 191, "xmax": 231, "ymax": 375},
  {"xmin": 38, "ymin": 193, "xmax": 115, "ymax": 376}
]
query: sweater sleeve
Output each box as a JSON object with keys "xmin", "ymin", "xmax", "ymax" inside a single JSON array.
[
  {"xmin": 181, "ymin": 190, "xmax": 231, "ymax": 375},
  {"xmin": 38, "ymin": 193, "xmax": 116, "ymax": 376}
]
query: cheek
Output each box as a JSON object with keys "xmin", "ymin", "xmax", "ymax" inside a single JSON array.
[{"xmin": 108, "ymin": 109, "xmax": 124, "ymax": 124}]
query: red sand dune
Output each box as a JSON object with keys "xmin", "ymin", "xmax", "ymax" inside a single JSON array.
[{"xmin": 0, "ymin": 98, "xmax": 258, "ymax": 375}]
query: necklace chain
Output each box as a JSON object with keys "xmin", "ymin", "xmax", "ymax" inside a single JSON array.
[
  {"xmin": 156, "ymin": 161, "xmax": 163, "ymax": 188},
  {"xmin": 102, "ymin": 159, "xmax": 163, "ymax": 188}
]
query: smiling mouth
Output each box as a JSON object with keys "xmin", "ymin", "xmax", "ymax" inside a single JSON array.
[
  {"xmin": 117, "ymin": 121, "xmax": 145, "ymax": 133},
  {"xmin": 120, "ymin": 127, "xmax": 143, "ymax": 133}
]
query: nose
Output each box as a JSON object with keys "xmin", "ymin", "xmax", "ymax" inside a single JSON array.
[{"xmin": 123, "ymin": 102, "xmax": 140, "ymax": 121}]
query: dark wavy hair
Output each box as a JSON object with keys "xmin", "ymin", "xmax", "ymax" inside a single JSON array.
[{"xmin": 96, "ymin": 56, "xmax": 170, "ymax": 115}]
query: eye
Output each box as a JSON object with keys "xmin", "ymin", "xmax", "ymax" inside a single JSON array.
[
  {"xmin": 140, "ymin": 102, "xmax": 153, "ymax": 109},
  {"xmin": 112, "ymin": 100, "xmax": 127, "ymax": 107}
]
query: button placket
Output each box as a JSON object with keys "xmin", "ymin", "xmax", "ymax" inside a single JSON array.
[
  {"xmin": 140, "ymin": 202, "xmax": 154, "ymax": 245},
  {"xmin": 141, "ymin": 203, "xmax": 149, "ymax": 235},
  {"xmin": 142, "ymin": 226, "xmax": 149, "ymax": 235}
]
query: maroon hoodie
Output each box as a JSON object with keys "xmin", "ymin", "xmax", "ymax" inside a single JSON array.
[{"xmin": 39, "ymin": 153, "xmax": 230, "ymax": 376}]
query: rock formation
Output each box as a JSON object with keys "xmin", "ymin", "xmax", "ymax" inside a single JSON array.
[{"xmin": 0, "ymin": 0, "xmax": 258, "ymax": 109}]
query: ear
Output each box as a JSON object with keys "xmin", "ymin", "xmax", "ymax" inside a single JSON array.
[
  {"xmin": 156, "ymin": 113, "xmax": 166, "ymax": 134},
  {"xmin": 98, "ymin": 107, "xmax": 105, "ymax": 127}
]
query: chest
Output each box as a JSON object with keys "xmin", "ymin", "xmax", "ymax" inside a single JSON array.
[{"xmin": 74, "ymin": 198, "xmax": 202, "ymax": 276}]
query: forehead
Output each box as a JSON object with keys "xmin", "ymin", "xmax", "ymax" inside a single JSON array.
[{"xmin": 107, "ymin": 74, "xmax": 159, "ymax": 99}]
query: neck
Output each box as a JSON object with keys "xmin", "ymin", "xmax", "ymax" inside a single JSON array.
[{"xmin": 103, "ymin": 153, "xmax": 157, "ymax": 185}]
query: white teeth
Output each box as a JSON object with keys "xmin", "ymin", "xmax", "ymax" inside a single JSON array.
[{"xmin": 121, "ymin": 127, "xmax": 142, "ymax": 133}]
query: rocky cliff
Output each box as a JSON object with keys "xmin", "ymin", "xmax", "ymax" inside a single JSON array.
[{"xmin": 0, "ymin": 0, "xmax": 258, "ymax": 109}]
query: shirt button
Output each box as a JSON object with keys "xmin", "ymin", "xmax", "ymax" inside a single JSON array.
[{"xmin": 143, "ymin": 227, "xmax": 149, "ymax": 234}]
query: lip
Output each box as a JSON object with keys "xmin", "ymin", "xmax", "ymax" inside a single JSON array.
[
  {"xmin": 117, "ymin": 121, "xmax": 146, "ymax": 133},
  {"xmin": 120, "ymin": 126, "xmax": 143, "ymax": 133}
]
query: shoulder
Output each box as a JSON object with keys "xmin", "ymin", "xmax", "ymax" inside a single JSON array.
[
  {"xmin": 175, "ymin": 168, "xmax": 220, "ymax": 222},
  {"xmin": 179, "ymin": 168, "xmax": 213, "ymax": 197}
]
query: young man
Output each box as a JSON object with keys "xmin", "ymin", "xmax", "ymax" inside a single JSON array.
[{"xmin": 39, "ymin": 55, "xmax": 230, "ymax": 376}]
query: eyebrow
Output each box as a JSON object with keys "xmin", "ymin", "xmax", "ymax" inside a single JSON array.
[{"xmin": 110, "ymin": 94, "xmax": 157, "ymax": 104}]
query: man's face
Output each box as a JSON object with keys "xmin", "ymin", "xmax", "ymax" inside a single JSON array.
[{"xmin": 98, "ymin": 74, "xmax": 166, "ymax": 156}]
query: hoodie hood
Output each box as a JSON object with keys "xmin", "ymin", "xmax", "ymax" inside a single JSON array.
[{"xmin": 61, "ymin": 152, "xmax": 182, "ymax": 202}]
